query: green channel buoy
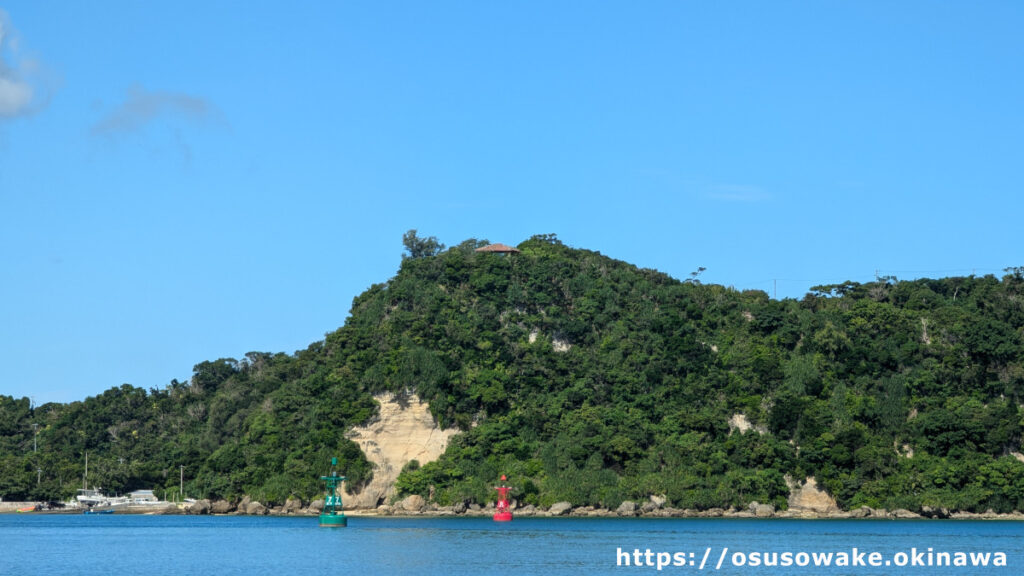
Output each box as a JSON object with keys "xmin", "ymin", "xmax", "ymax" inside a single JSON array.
[{"xmin": 319, "ymin": 457, "xmax": 348, "ymax": 527}]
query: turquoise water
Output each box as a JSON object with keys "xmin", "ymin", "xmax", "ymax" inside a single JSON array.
[{"xmin": 2, "ymin": 515, "xmax": 1022, "ymax": 575}]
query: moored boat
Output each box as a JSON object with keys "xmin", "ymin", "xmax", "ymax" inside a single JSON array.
[{"xmin": 75, "ymin": 488, "xmax": 128, "ymax": 510}]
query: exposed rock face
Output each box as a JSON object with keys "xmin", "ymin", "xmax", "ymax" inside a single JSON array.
[
  {"xmin": 548, "ymin": 501, "xmax": 573, "ymax": 516},
  {"xmin": 728, "ymin": 414, "xmax": 767, "ymax": 435},
  {"xmin": 787, "ymin": 477, "xmax": 839, "ymax": 513},
  {"xmin": 210, "ymin": 500, "xmax": 234, "ymax": 514},
  {"xmin": 343, "ymin": 393, "xmax": 459, "ymax": 509}
]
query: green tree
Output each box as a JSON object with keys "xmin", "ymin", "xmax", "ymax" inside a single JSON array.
[{"xmin": 402, "ymin": 229, "xmax": 445, "ymax": 259}]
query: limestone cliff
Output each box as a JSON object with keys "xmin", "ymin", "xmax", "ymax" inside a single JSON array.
[
  {"xmin": 342, "ymin": 393, "xmax": 458, "ymax": 508},
  {"xmin": 787, "ymin": 476, "xmax": 839, "ymax": 514}
]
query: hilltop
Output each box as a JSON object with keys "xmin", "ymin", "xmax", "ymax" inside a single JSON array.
[{"xmin": 2, "ymin": 233, "xmax": 1023, "ymax": 515}]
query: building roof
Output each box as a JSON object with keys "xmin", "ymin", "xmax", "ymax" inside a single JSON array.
[{"xmin": 474, "ymin": 243, "xmax": 521, "ymax": 254}]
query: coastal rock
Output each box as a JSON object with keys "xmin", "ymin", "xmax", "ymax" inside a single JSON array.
[
  {"xmin": 210, "ymin": 500, "xmax": 234, "ymax": 514},
  {"xmin": 235, "ymin": 496, "xmax": 253, "ymax": 515},
  {"xmin": 921, "ymin": 506, "xmax": 950, "ymax": 519},
  {"xmin": 649, "ymin": 495, "xmax": 667, "ymax": 508},
  {"xmin": 245, "ymin": 501, "xmax": 268, "ymax": 515},
  {"xmin": 186, "ymin": 499, "xmax": 211, "ymax": 515},
  {"xmin": 571, "ymin": 506, "xmax": 595, "ymax": 517},
  {"xmin": 309, "ymin": 499, "xmax": 324, "ymax": 513},
  {"xmin": 283, "ymin": 498, "xmax": 303, "ymax": 514},
  {"xmin": 746, "ymin": 501, "xmax": 774, "ymax": 518},
  {"xmin": 518, "ymin": 504, "xmax": 537, "ymax": 516},
  {"xmin": 849, "ymin": 506, "xmax": 872, "ymax": 519},
  {"xmin": 891, "ymin": 509, "xmax": 921, "ymax": 519},
  {"xmin": 616, "ymin": 501, "xmax": 638, "ymax": 516},
  {"xmin": 397, "ymin": 495, "xmax": 425, "ymax": 512},
  {"xmin": 376, "ymin": 504, "xmax": 394, "ymax": 516},
  {"xmin": 342, "ymin": 393, "xmax": 459, "ymax": 509},
  {"xmin": 548, "ymin": 502, "xmax": 573, "ymax": 516},
  {"xmin": 452, "ymin": 501, "xmax": 467, "ymax": 514}
]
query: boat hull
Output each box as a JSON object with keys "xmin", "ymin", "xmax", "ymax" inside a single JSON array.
[{"xmin": 493, "ymin": 511, "xmax": 513, "ymax": 522}]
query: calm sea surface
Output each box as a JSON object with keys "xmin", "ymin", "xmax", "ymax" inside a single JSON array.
[{"xmin": 1, "ymin": 515, "xmax": 1021, "ymax": 576}]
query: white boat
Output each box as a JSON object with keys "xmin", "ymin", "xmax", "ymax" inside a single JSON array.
[{"xmin": 75, "ymin": 488, "xmax": 128, "ymax": 509}]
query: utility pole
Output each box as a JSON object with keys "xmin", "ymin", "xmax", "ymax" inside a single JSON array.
[
  {"xmin": 180, "ymin": 465, "xmax": 185, "ymax": 500},
  {"xmin": 33, "ymin": 423, "xmax": 39, "ymax": 487}
]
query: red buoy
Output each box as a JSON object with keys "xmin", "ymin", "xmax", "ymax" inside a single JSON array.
[{"xmin": 493, "ymin": 475, "xmax": 512, "ymax": 522}]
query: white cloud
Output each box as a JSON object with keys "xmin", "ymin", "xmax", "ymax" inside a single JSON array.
[
  {"xmin": 0, "ymin": 9, "xmax": 40, "ymax": 119},
  {"xmin": 0, "ymin": 75, "xmax": 32, "ymax": 116},
  {"xmin": 91, "ymin": 86, "xmax": 223, "ymax": 136}
]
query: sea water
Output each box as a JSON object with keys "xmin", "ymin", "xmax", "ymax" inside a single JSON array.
[{"xmin": 2, "ymin": 515, "xmax": 1021, "ymax": 575}]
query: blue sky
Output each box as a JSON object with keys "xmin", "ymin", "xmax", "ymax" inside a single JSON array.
[{"xmin": 2, "ymin": 2, "xmax": 1022, "ymax": 404}]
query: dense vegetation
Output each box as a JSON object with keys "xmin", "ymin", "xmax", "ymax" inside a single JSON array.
[{"xmin": 3, "ymin": 234, "xmax": 1024, "ymax": 513}]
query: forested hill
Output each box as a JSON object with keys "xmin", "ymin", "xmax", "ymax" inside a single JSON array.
[{"xmin": 3, "ymin": 234, "xmax": 1024, "ymax": 513}]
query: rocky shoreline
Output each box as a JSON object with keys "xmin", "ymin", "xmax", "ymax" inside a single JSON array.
[
  {"xmin": 9, "ymin": 489, "xmax": 1023, "ymax": 520},
  {"xmin": 145, "ymin": 495, "xmax": 1024, "ymax": 521}
]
